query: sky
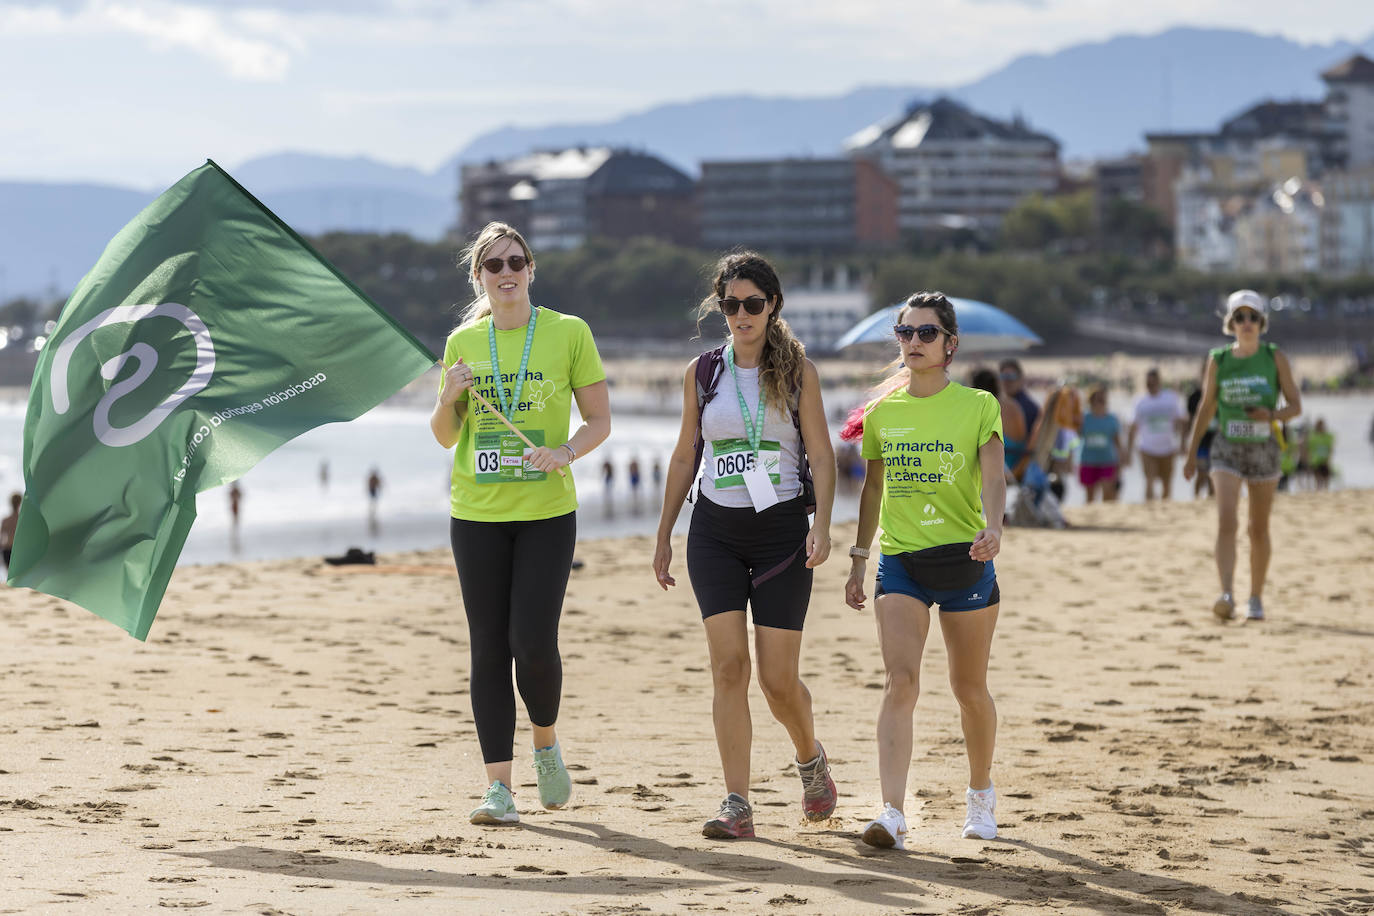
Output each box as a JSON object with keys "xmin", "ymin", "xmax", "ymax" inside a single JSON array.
[{"xmin": 4, "ymin": 0, "xmax": 1372, "ymax": 189}]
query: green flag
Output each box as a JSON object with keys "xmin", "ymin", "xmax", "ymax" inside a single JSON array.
[{"xmin": 8, "ymin": 160, "xmax": 437, "ymax": 640}]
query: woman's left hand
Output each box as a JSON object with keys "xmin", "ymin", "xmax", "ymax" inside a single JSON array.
[
  {"xmin": 526, "ymin": 445, "xmax": 570, "ymax": 474},
  {"xmin": 804, "ymin": 526, "xmax": 830, "ymax": 569},
  {"xmin": 970, "ymin": 528, "xmax": 1001, "ymax": 562}
]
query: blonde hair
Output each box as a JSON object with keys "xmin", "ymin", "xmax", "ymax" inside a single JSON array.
[
  {"xmin": 695, "ymin": 251, "xmax": 805, "ymax": 415},
  {"xmin": 455, "ymin": 222, "xmax": 535, "ymax": 329}
]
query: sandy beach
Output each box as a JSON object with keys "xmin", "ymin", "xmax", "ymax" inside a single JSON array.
[{"xmin": 2, "ymin": 489, "xmax": 1372, "ymax": 914}]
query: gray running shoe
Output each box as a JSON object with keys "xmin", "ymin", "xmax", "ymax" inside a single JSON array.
[
  {"xmin": 703, "ymin": 793, "xmax": 755, "ymax": 839},
  {"xmin": 797, "ymin": 743, "xmax": 837, "ymax": 821},
  {"xmin": 1212, "ymin": 592, "xmax": 1236, "ymax": 621},
  {"xmin": 1247, "ymin": 596, "xmax": 1265, "ymax": 621}
]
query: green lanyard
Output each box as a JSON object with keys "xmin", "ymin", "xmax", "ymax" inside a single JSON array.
[
  {"xmin": 725, "ymin": 343, "xmax": 766, "ymax": 459},
  {"xmin": 487, "ymin": 306, "xmax": 537, "ymax": 420}
]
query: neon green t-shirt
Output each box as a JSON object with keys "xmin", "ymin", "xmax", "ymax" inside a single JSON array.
[
  {"xmin": 1307, "ymin": 430, "xmax": 1334, "ymax": 464},
  {"xmin": 860, "ymin": 382, "xmax": 1003, "ymax": 554},
  {"xmin": 441, "ymin": 307, "xmax": 605, "ymax": 522}
]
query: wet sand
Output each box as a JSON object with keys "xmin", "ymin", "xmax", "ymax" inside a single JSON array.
[{"xmin": 1, "ymin": 490, "xmax": 1371, "ymax": 914}]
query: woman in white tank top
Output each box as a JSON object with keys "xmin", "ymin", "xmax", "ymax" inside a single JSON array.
[{"xmin": 653, "ymin": 252, "xmax": 838, "ymax": 840}]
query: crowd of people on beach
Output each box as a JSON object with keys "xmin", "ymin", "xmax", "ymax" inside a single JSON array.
[{"xmin": 426, "ymin": 220, "xmax": 1306, "ymax": 851}]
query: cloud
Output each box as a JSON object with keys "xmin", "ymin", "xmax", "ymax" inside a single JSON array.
[
  {"xmin": 1, "ymin": 0, "xmax": 296, "ymax": 79},
  {"xmin": 103, "ymin": 4, "xmax": 292, "ymax": 79},
  {"xmin": 2, "ymin": 0, "xmax": 459, "ymax": 12}
]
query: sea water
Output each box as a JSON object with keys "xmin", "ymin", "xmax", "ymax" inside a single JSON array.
[{"xmin": 0, "ymin": 391, "xmax": 1370, "ymax": 567}]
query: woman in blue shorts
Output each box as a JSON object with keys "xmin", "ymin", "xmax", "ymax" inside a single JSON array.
[{"xmin": 841, "ymin": 291, "xmax": 1006, "ymax": 850}]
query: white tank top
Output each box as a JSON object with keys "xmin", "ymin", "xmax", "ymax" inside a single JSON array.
[{"xmin": 699, "ymin": 360, "xmax": 802, "ymax": 508}]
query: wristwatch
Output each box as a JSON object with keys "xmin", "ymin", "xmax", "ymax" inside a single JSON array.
[{"xmin": 848, "ymin": 546, "xmax": 870, "ymax": 559}]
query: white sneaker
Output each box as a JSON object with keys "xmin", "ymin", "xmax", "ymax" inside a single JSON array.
[
  {"xmin": 861, "ymin": 803, "xmax": 907, "ymax": 850},
  {"xmin": 962, "ymin": 786, "xmax": 997, "ymax": 839},
  {"xmin": 1246, "ymin": 596, "xmax": 1265, "ymax": 621}
]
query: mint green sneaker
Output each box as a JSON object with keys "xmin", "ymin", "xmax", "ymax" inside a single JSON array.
[
  {"xmin": 469, "ymin": 780, "xmax": 519, "ymax": 825},
  {"xmin": 533, "ymin": 742, "xmax": 572, "ymax": 810}
]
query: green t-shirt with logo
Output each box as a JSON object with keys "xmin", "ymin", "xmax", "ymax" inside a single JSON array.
[
  {"xmin": 860, "ymin": 382, "xmax": 1003, "ymax": 554},
  {"xmin": 1211, "ymin": 343, "xmax": 1278, "ymax": 444},
  {"xmin": 1307, "ymin": 430, "xmax": 1333, "ymax": 464},
  {"xmin": 441, "ymin": 307, "xmax": 605, "ymax": 522}
]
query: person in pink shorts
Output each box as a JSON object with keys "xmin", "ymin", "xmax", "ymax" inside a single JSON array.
[{"xmin": 1077, "ymin": 387, "xmax": 1122, "ymax": 503}]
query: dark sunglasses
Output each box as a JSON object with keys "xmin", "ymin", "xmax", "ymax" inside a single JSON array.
[
  {"xmin": 480, "ymin": 255, "xmax": 530, "ymax": 274},
  {"xmin": 1232, "ymin": 309, "xmax": 1262, "ymax": 324},
  {"xmin": 717, "ymin": 296, "xmax": 768, "ymax": 316},
  {"xmin": 894, "ymin": 323, "xmax": 948, "ymax": 344}
]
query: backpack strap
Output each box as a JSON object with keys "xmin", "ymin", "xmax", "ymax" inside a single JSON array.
[
  {"xmin": 689, "ymin": 345, "xmax": 728, "ymax": 496},
  {"xmin": 690, "ymin": 344, "xmax": 816, "ymax": 515},
  {"xmin": 787, "ymin": 381, "xmax": 816, "ymax": 514}
]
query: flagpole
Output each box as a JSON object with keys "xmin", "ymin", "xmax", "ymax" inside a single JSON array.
[{"xmin": 466, "ymin": 388, "xmax": 567, "ymax": 478}]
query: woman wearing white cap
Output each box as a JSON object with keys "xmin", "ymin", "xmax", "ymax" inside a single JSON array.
[{"xmin": 1183, "ymin": 290, "xmax": 1301, "ymax": 622}]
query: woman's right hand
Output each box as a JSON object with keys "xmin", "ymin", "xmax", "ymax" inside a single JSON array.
[
  {"xmin": 845, "ymin": 563, "xmax": 868, "ymax": 610},
  {"xmin": 653, "ymin": 539, "xmax": 675, "ymax": 590},
  {"xmin": 440, "ymin": 359, "xmax": 475, "ymax": 406},
  {"xmin": 1182, "ymin": 454, "xmax": 1196, "ymax": 481}
]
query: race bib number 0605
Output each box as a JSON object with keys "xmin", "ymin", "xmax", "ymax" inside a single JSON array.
[{"xmin": 712, "ymin": 438, "xmax": 781, "ymax": 488}]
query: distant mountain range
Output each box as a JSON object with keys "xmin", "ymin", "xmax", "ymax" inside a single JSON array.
[{"xmin": 4, "ymin": 26, "xmax": 1372, "ymax": 300}]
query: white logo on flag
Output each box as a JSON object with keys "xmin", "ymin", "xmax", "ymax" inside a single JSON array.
[{"xmin": 50, "ymin": 303, "xmax": 216, "ymax": 447}]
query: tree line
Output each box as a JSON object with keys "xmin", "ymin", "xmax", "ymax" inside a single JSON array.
[{"xmin": 4, "ymin": 220, "xmax": 1372, "ymax": 355}]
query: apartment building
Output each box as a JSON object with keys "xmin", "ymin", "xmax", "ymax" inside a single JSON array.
[
  {"xmin": 459, "ymin": 148, "xmax": 695, "ymax": 250},
  {"xmin": 697, "ymin": 157, "xmax": 898, "ymax": 252},
  {"xmin": 844, "ymin": 97, "xmax": 1060, "ymax": 236}
]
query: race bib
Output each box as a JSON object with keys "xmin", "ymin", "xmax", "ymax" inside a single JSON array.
[
  {"xmin": 711, "ymin": 438, "xmax": 781, "ymax": 488},
  {"xmin": 475, "ymin": 429, "xmax": 548, "ymax": 483},
  {"xmin": 1226, "ymin": 420, "xmax": 1270, "ymax": 441},
  {"xmin": 1085, "ymin": 432, "xmax": 1110, "ymax": 450},
  {"xmin": 1145, "ymin": 414, "xmax": 1172, "ymax": 434}
]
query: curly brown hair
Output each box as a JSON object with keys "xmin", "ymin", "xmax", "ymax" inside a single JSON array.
[{"xmin": 695, "ymin": 251, "xmax": 806, "ymax": 415}]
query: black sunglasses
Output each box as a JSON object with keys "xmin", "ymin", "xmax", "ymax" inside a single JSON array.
[
  {"xmin": 717, "ymin": 296, "xmax": 768, "ymax": 316},
  {"xmin": 480, "ymin": 255, "xmax": 530, "ymax": 274},
  {"xmin": 1232, "ymin": 310, "xmax": 1262, "ymax": 325},
  {"xmin": 894, "ymin": 323, "xmax": 948, "ymax": 344}
]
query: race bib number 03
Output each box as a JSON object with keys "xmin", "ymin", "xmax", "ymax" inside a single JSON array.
[
  {"xmin": 475, "ymin": 429, "xmax": 547, "ymax": 483},
  {"xmin": 1226, "ymin": 420, "xmax": 1270, "ymax": 440},
  {"xmin": 712, "ymin": 438, "xmax": 781, "ymax": 488}
]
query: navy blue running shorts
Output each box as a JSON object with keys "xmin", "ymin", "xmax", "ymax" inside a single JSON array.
[{"xmin": 875, "ymin": 552, "xmax": 999, "ymax": 612}]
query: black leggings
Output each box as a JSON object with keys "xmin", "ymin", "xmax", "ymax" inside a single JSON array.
[{"xmin": 450, "ymin": 512, "xmax": 577, "ymax": 764}]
